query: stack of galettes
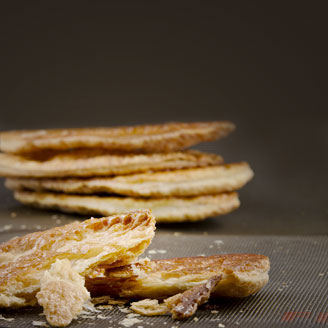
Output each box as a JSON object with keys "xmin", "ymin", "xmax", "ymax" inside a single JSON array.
[{"xmin": 0, "ymin": 121, "xmax": 254, "ymax": 222}]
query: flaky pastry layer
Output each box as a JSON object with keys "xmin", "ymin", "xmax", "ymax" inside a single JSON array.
[
  {"xmin": 0, "ymin": 150, "xmax": 222, "ymax": 178},
  {"xmin": 0, "ymin": 121, "xmax": 235, "ymax": 154},
  {"xmin": 0, "ymin": 210, "xmax": 155, "ymax": 307},
  {"xmin": 86, "ymin": 254, "xmax": 270, "ymax": 299},
  {"xmin": 6, "ymin": 162, "xmax": 253, "ymax": 197},
  {"xmin": 13, "ymin": 191, "xmax": 240, "ymax": 223}
]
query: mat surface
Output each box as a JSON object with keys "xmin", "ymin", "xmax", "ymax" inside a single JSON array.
[{"xmin": 0, "ymin": 231, "xmax": 327, "ymax": 328}]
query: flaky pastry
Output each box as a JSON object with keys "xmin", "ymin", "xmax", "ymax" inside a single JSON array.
[
  {"xmin": 36, "ymin": 259, "xmax": 90, "ymax": 327},
  {"xmin": 0, "ymin": 210, "xmax": 155, "ymax": 308},
  {"xmin": 13, "ymin": 190, "xmax": 240, "ymax": 223},
  {"xmin": 0, "ymin": 149, "xmax": 222, "ymax": 178},
  {"xmin": 6, "ymin": 162, "xmax": 253, "ymax": 197},
  {"xmin": 164, "ymin": 275, "xmax": 222, "ymax": 319},
  {"xmin": 0, "ymin": 121, "xmax": 235, "ymax": 154},
  {"xmin": 86, "ymin": 254, "xmax": 270, "ymax": 299}
]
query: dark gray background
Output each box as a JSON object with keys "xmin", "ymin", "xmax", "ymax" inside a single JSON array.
[{"xmin": 0, "ymin": 2, "xmax": 327, "ymax": 234}]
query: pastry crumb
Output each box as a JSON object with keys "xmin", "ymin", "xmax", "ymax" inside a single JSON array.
[
  {"xmin": 130, "ymin": 299, "xmax": 168, "ymax": 316},
  {"xmin": 119, "ymin": 317, "xmax": 143, "ymax": 327},
  {"xmin": 0, "ymin": 314, "xmax": 14, "ymax": 322},
  {"xmin": 148, "ymin": 249, "xmax": 167, "ymax": 255},
  {"xmin": 32, "ymin": 321, "xmax": 49, "ymax": 327},
  {"xmin": 0, "ymin": 224, "xmax": 13, "ymax": 232}
]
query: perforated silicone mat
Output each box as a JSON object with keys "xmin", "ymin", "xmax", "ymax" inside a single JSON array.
[{"xmin": 0, "ymin": 232, "xmax": 327, "ymax": 328}]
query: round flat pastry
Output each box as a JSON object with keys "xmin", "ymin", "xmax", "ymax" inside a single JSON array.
[
  {"xmin": 0, "ymin": 149, "xmax": 222, "ymax": 178},
  {"xmin": 0, "ymin": 121, "xmax": 235, "ymax": 154},
  {"xmin": 13, "ymin": 190, "xmax": 240, "ymax": 223},
  {"xmin": 6, "ymin": 162, "xmax": 254, "ymax": 197}
]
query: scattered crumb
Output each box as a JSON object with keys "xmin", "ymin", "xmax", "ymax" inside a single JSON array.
[
  {"xmin": 20, "ymin": 224, "xmax": 27, "ymax": 229},
  {"xmin": 130, "ymin": 299, "xmax": 168, "ymax": 316},
  {"xmin": 97, "ymin": 314, "xmax": 110, "ymax": 319},
  {"xmin": 218, "ymin": 324, "xmax": 225, "ymax": 328},
  {"xmin": 83, "ymin": 302, "xmax": 101, "ymax": 313},
  {"xmin": 32, "ymin": 321, "xmax": 49, "ymax": 327},
  {"xmin": 92, "ymin": 295, "xmax": 128, "ymax": 305},
  {"xmin": 148, "ymin": 249, "xmax": 167, "ymax": 255},
  {"xmin": 0, "ymin": 314, "xmax": 14, "ymax": 322},
  {"xmin": 127, "ymin": 313, "xmax": 141, "ymax": 318},
  {"xmin": 108, "ymin": 298, "xmax": 129, "ymax": 305},
  {"xmin": 119, "ymin": 306, "xmax": 132, "ymax": 313},
  {"xmin": 0, "ymin": 224, "xmax": 12, "ymax": 232},
  {"xmin": 35, "ymin": 225, "xmax": 42, "ymax": 230},
  {"xmin": 197, "ymin": 254, "xmax": 205, "ymax": 257},
  {"xmin": 318, "ymin": 273, "xmax": 324, "ymax": 277},
  {"xmin": 214, "ymin": 240, "xmax": 224, "ymax": 245},
  {"xmin": 209, "ymin": 245, "xmax": 213, "ymax": 249},
  {"xmin": 10, "ymin": 212, "xmax": 17, "ymax": 218},
  {"xmin": 194, "ymin": 317, "xmax": 199, "ymax": 322},
  {"xmin": 56, "ymin": 219, "xmax": 62, "ymax": 224},
  {"xmin": 119, "ymin": 317, "xmax": 143, "ymax": 327},
  {"xmin": 173, "ymin": 232, "xmax": 181, "ymax": 237},
  {"xmin": 80, "ymin": 314, "xmax": 96, "ymax": 319},
  {"xmin": 97, "ymin": 305, "xmax": 113, "ymax": 310},
  {"xmin": 211, "ymin": 310, "xmax": 219, "ymax": 314}
]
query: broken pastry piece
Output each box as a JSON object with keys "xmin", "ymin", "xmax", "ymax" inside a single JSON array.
[
  {"xmin": 130, "ymin": 299, "xmax": 169, "ymax": 316},
  {"xmin": 36, "ymin": 259, "xmax": 90, "ymax": 327},
  {"xmin": 86, "ymin": 254, "xmax": 270, "ymax": 299},
  {"xmin": 130, "ymin": 275, "xmax": 222, "ymax": 319},
  {"xmin": 165, "ymin": 275, "xmax": 221, "ymax": 319},
  {"xmin": 0, "ymin": 210, "xmax": 155, "ymax": 326}
]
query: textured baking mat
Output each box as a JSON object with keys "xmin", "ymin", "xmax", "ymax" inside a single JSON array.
[{"xmin": 0, "ymin": 231, "xmax": 327, "ymax": 328}]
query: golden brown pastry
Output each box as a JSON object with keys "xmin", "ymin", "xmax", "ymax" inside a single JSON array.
[
  {"xmin": 86, "ymin": 254, "xmax": 270, "ymax": 299},
  {"xmin": 0, "ymin": 149, "xmax": 222, "ymax": 178},
  {"xmin": 0, "ymin": 210, "xmax": 155, "ymax": 308},
  {"xmin": 164, "ymin": 275, "xmax": 222, "ymax": 319},
  {"xmin": 6, "ymin": 162, "xmax": 253, "ymax": 197},
  {"xmin": 130, "ymin": 276, "xmax": 222, "ymax": 319},
  {"xmin": 13, "ymin": 190, "xmax": 240, "ymax": 223},
  {"xmin": 0, "ymin": 121, "xmax": 235, "ymax": 154}
]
